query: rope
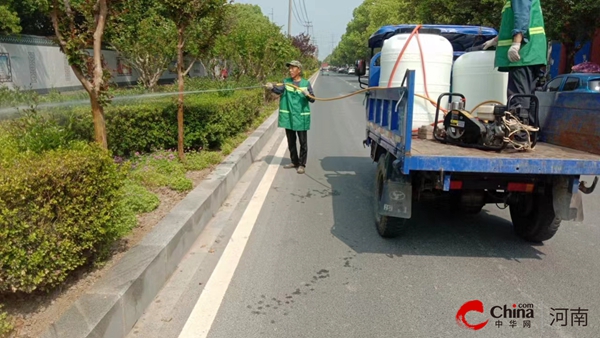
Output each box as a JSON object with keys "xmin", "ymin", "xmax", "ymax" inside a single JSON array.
[{"xmin": 501, "ymin": 111, "xmax": 540, "ymax": 150}]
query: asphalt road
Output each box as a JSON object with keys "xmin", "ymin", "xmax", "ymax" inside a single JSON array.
[{"xmin": 128, "ymin": 73, "xmax": 600, "ymax": 338}]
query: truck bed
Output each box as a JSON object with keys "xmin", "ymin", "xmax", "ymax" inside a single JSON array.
[
  {"xmin": 366, "ymin": 70, "xmax": 600, "ymax": 176},
  {"xmin": 402, "ymin": 139, "xmax": 600, "ymax": 175}
]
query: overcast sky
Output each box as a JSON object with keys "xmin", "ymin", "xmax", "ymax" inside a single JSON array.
[{"xmin": 234, "ymin": 0, "xmax": 364, "ymax": 59}]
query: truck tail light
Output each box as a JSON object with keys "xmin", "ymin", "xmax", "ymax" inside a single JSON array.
[
  {"xmin": 507, "ymin": 182, "xmax": 535, "ymax": 193},
  {"xmin": 450, "ymin": 181, "xmax": 463, "ymax": 190}
]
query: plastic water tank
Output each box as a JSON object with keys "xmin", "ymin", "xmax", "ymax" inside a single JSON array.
[
  {"xmin": 379, "ymin": 33, "xmax": 454, "ymax": 129},
  {"xmin": 452, "ymin": 51, "xmax": 508, "ymax": 114}
]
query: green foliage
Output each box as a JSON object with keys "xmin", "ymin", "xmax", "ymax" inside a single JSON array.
[
  {"xmin": 127, "ymin": 150, "xmax": 192, "ymax": 191},
  {"xmin": 64, "ymin": 89, "xmax": 264, "ymax": 157},
  {"xmin": 121, "ymin": 181, "xmax": 160, "ymax": 213},
  {"xmin": 2, "ymin": 109, "xmax": 77, "ymax": 154},
  {"xmin": 0, "ymin": 143, "xmax": 136, "ymax": 293},
  {"xmin": 184, "ymin": 150, "xmax": 222, "ymax": 170},
  {"xmin": 108, "ymin": 0, "xmax": 177, "ymax": 91},
  {"xmin": 327, "ymin": 0, "xmax": 503, "ymax": 66},
  {"xmin": 125, "ymin": 149, "xmax": 222, "ymax": 192},
  {"xmin": 210, "ymin": 3, "xmax": 304, "ymax": 81},
  {"xmin": 0, "ymin": 305, "xmax": 13, "ymax": 337},
  {"xmin": 0, "ymin": 0, "xmax": 49, "ymax": 35}
]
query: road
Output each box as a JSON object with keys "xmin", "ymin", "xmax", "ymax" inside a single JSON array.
[{"xmin": 127, "ymin": 73, "xmax": 600, "ymax": 338}]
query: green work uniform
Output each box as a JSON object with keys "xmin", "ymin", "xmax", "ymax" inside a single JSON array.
[
  {"xmin": 494, "ymin": 0, "xmax": 547, "ymax": 71},
  {"xmin": 278, "ymin": 78, "xmax": 311, "ymax": 131}
]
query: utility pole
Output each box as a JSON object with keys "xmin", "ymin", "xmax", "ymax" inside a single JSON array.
[
  {"xmin": 288, "ymin": 0, "xmax": 292, "ymax": 37},
  {"xmin": 304, "ymin": 21, "xmax": 312, "ymax": 36},
  {"xmin": 269, "ymin": 8, "xmax": 274, "ymax": 23},
  {"xmin": 331, "ymin": 34, "xmax": 335, "ymax": 53}
]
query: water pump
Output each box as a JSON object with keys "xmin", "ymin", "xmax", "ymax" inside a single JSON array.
[{"xmin": 433, "ymin": 93, "xmax": 540, "ymax": 151}]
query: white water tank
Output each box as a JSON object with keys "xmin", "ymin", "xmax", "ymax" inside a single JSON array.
[
  {"xmin": 452, "ymin": 51, "xmax": 508, "ymax": 114},
  {"xmin": 379, "ymin": 33, "xmax": 454, "ymax": 129}
]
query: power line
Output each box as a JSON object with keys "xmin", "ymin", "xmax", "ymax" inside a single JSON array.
[
  {"xmin": 292, "ymin": 0, "xmax": 304, "ymax": 27},
  {"xmin": 300, "ymin": 0, "xmax": 311, "ymax": 27}
]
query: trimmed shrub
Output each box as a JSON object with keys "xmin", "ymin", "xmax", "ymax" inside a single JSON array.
[
  {"xmin": 0, "ymin": 143, "xmax": 136, "ymax": 293},
  {"xmin": 63, "ymin": 89, "xmax": 264, "ymax": 157},
  {"xmin": 2, "ymin": 109, "xmax": 77, "ymax": 154}
]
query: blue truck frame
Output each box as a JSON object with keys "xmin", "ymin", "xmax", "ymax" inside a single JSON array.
[{"xmin": 361, "ymin": 24, "xmax": 600, "ymax": 242}]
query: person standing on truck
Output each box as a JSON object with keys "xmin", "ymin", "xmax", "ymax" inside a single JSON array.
[
  {"xmin": 265, "ymin": 60, "xmax": 315, "ymax": 174},
  {"xmin": 482, "ymin": 0, "xmax": 547, "ymax": 127}
]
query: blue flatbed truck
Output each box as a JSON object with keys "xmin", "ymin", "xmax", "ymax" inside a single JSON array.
[{"xmin": 355, "ymin": 25, "xmax": 600, "ymax": 242}]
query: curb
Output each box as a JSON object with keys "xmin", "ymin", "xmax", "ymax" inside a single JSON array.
[{"xmin": 41, "ymin": 108, "xmax": 281, "ymax": 338}]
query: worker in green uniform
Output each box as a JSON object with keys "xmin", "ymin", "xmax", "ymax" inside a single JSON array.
[
  {"xmin": 483, "ymin": 0, "xmax": 547, "ymax": 127},
  {"xmin": 265, "ymin": 60, "xmax": 315, "ymax": 174}
]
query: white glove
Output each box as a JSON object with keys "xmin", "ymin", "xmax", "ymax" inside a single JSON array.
[
  {"xmin": 482, "ymin": 37, "xmax": 498, "ymax": 50},
  {"xmin": 265, "ymin": 82, "xmax": 274, "ymax": 90},
  {"xmin": 508, "ymin": 42, "xmax": 521, "ymax": 62}
]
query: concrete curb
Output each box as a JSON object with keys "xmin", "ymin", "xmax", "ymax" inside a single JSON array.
[{"xmin": 41, "ymin": 109, "xmax": 281, "ymax": 338}]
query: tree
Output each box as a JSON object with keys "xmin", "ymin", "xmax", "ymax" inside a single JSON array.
[
  {"xmin": 542, "ymin": 0, "xmax": 600, "ymax": 70},
  {"xmin": 0, "ymin": 0, "xmax": 52, "ymax": 35},
  {"xmin": 210, "ymin": 4, "xmax": 297, "ymax": 81},
  {"xmin": 49, "ymin": 0, "xmax": 113, "ymax": 149},
  {"xmin": 414, "ymin": 0, "xmax": 502, "ymax": 28},
  {"xmin": 291, "ymin": 33, "xmax": 317, "ymax": 58},
  {"xmin": 161, "ymin": 0, "xmax": 227, "ymax": 161},
  {"xmin": 109, "ymin": 0, "xmax": 177, "ymax": 91}
]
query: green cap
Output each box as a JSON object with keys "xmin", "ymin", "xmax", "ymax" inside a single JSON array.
[{"xmin": 286, "ymin": 60, "xmax": 303, "ymax": 69}]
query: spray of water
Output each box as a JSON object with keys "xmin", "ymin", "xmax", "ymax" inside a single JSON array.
[{"xmin": 0, "ymin": 85, "xmax": 264, "ymax": 118}]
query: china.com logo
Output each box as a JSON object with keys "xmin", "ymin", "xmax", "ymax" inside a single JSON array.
[{"xmin": 456, "ymin": 300, "xmax": 535, "ymax": 330}]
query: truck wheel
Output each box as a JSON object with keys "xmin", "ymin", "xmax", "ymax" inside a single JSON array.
[
  {"xmin": 509, "ymin": 190, "xmax": 561, "ymax": 242},
  {"xmin": 374, "ymin": 154, "xmax": 407, "ymax": 238}
]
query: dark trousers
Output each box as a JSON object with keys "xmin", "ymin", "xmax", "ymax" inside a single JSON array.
[
  {"xmin": 507, "ymin": 65, "xmax": 541, "ymax": 126},
  {"xmin": 285, "ymin": 129, "xmax": 308, "ymax": 167}
]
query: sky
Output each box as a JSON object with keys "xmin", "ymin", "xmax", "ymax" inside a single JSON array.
[{"xmin": 234, "ymin": 0, "xmax": 364, "ymax": 59}]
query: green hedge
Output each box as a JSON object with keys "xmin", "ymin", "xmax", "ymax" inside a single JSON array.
[
  {"xmin": 65, "ymin": 89, "xmax": 264, "ymax": 156},
  {"xmin": 0, "ymin": 85, "xmax": 268, "ymax": 294},
  {"xmin": 0, "ymin": 143, "xmax": 136, "ymax": 293}
]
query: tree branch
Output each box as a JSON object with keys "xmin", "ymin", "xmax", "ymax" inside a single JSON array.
[
  {"xmin": 183, "ymin": 59, "xmax": 196, "ymax": 76},
  {"xmin": 92, "ymin": 0, "xmax": 108, "ymax": 93},
  {"xmin": 51, "ymin": 0, "xmax": 92, "ymax": 93}
]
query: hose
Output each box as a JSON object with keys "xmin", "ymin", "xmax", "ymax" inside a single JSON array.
[
  {"xmin": 274, "ymin": 82, "xmax": 504, "ymax": 134},
  {"xmin": 274, "ymin": 83, "xmax": 442, "ymax": 106}
]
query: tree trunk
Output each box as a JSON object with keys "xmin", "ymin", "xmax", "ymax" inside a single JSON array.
[
  {"xmin": 92, "ymin": 0, "xmax": 109, "ymax": 149},
  {"xmin": 90, "ymin": 91, "xmax": 107, "ymax": 149},
  {"xmin": 177, "ymin": 26, "xmax": 185, "ymax": 161}
]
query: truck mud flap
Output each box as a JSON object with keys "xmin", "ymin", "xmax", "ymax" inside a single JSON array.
[
  {"xmin": 379, "ymin": 180, "xmax": 412, "ymax": 219},
  {"xmin": 553, "ymin": 177, "xmax": 584, "ymax": 222}
]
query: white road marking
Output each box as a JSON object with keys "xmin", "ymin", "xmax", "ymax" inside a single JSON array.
[
  {"xmin": 177, "ymin": 139, "xmax": 288, "ymax": 338},
  {"xmin": 178, "ymin": 74, "xmax": 318, "ymax": 338}
]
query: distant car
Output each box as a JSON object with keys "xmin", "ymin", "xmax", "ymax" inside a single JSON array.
[
  {"xmin": 542, "ymin": 73, "xmax": 600, "ymax": 93},
  {"xmin": 348, "ymin": 67, "xmax": 356, "ymax": 75}
]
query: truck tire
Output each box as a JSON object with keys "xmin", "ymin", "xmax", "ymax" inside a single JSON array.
[
  {"xmin": 509, "ymin": 190, "xmax": 561, "ymax": 242},
  {"xmin": 374, "ymin": 154, "xmax": 407, "ymax": 238}
]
